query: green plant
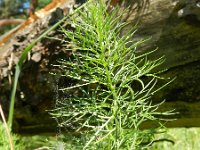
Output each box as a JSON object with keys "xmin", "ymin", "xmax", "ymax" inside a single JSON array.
[
  {"xmin": 0, "ymin": 104, "xmax": 25, "ymax": 150},
  {"xmin": 50, "ymin": 0, "xmax": 172, "ymax": 149},
  {"xmin": 0, "ymin": 123, "xmax": 25, "ymax": 150},
  {"xmin": 0, "ymin": 124, "xmax": 25, "ymax": 150}
]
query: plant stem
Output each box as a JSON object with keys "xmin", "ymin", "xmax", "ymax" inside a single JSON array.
[{"xmin": 105, "ymin": 63, "xmax": 120, "ymax": 149}]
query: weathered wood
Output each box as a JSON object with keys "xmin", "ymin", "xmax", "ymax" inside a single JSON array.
[
  {"xmin": 0, "ymin": 0, "xmax": 75, "ymax": 133},
  {"xmin": 0, "ymin": 0, "xmax": 200, "ymax": 133},
  {"xmin": 127, "ymin": 0, "xmax": 200, "ymax": 128}
]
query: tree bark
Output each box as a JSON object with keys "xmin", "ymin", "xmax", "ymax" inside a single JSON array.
[
  {"xmin": 0, "ymin": 19, "xmax": 25, "ymax": 26},
  {"xmin": 0, "ymin": 0, "xmax": 200, "ymax": 133},
  {"xmin": 29, "ymin": 0, "xmax": 38, "ymax": 17}
]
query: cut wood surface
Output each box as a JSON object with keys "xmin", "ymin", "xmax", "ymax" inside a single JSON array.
[{"xmin": 0, "ymin": 0, "xmax": 200, "ymax": 133}]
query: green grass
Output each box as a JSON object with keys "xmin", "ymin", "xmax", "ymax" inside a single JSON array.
[
  {"xmin": 150, "ymin": 128, "xmax": 200, "ymax": 150},
  {"xmin": 1, "ymin": 123, "xmax": 200, "ymax": 149},
  {"xmin": 23, "ymin": 128, "xmax": 200, "ymax": 150},
  {"xmin": 0, "ymin": 122, "xmax": 25, "ymax": 150}
]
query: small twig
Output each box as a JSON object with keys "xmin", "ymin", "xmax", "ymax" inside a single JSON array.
[
  {"xmin": 142, "ymin": 138, "xmax": 175, "ymax": 146},
  {"xmin": 8, "ymin": 52, "xmax": 14, "ymax": 85},
  {"xmin": 0, "ymin": 19, "xmax": 24, "ymax": 26},
  {"xmin": 151, "ymin": 138, "xmax": 175, "ymax": 145},
  {"xmin": 0, "ymin": 104, "xmax": 14, "ymax": 150},
  {"xmin": 34, "ymin": 146, "xmax": 50, "ymax": 150}
]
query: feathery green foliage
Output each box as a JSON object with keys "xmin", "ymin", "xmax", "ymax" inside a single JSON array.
[{"xmin": 50, "ymin": 0, "xmax": 172, "ymax": 149}]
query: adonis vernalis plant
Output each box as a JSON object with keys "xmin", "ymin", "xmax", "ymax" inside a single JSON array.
[{"xmin": 50, "ymin": 0, "xmax": 172, "ymax": 149}]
